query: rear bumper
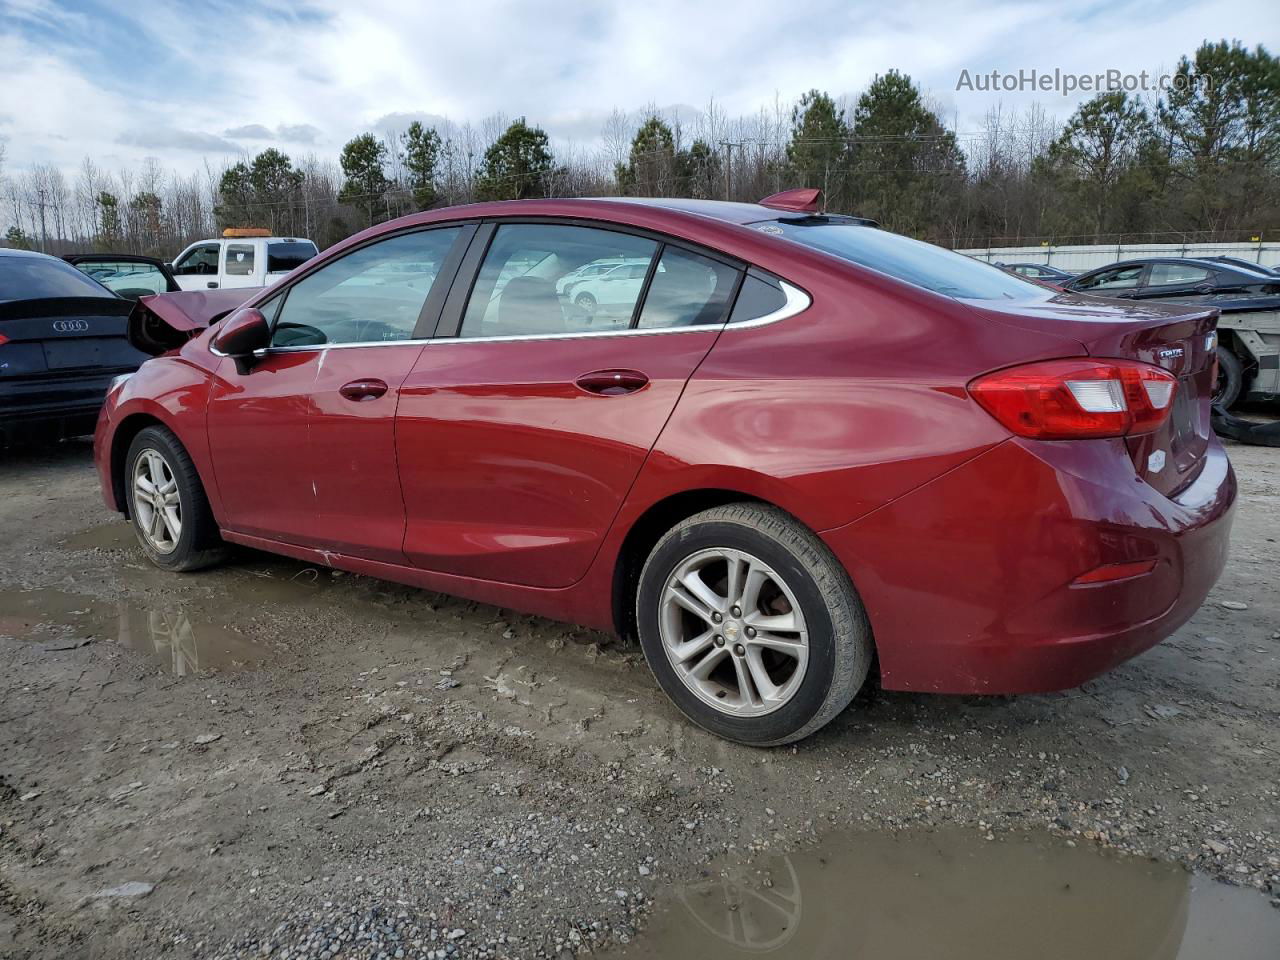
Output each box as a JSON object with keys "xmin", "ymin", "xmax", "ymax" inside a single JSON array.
[
  {"xmin": 0, "ymin": 374, "xmax": 115, "ymax": 440},
  {"xmin": 823, "ymin": 436, "xmax": 1236, "ymax": 694}
]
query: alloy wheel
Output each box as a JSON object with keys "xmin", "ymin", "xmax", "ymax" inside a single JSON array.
[
  {"xmin": 658, "ymin": 548, "xmax": 809, "ymax": 717},
  {"xmin": 132, "ymin": 450, "xmax": 182, "ymax": 554}
]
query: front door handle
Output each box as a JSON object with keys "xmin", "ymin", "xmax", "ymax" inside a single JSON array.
[
  {"xmin": 575, "ymin": 369, "xmax": 649, "ymax": 396},
  {"xmin": 339, "ymin": 378, "xmax": 389, "ymax": 402},
  {"xmin": 206, "ymin": 281, "xmax": 219, "ymax": 289}
]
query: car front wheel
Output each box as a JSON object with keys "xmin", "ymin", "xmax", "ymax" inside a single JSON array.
[
  {"xmin": 126, "ymin": 426, "xmax": 227, "ymax": 572},
  {"xmin": 636, "ymin": 503, "xmax": 872, "ymax": 745}
]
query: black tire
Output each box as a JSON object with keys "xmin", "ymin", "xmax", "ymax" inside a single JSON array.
[
  {"xmin": 125, "ymin": 426, "xmax": 227, "ymax": 572},
  {"xmin": 1213, "ymin": 346, "xmax": 1244, "ymax": 409},
  {"xmin": 636, "ymin": 503, "xmax": 873, "ymax": 746}
]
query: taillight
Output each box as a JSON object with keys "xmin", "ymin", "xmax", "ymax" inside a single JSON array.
[
  {"xmin": 968, "ymin": 358, "xmax": 1177, "ymax": 440},
  {"xmin": 0, "ymin": 333, "xmax": 9, "ymax": 347}
]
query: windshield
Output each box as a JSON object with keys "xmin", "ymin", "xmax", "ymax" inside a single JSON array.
[
  {"xmin": 0, "ymin": 254, "xmax": 118, "ymax": 302},
  {"xmin": 768, "ymin": 221, "xmax": 1054, "ymax": 301}
]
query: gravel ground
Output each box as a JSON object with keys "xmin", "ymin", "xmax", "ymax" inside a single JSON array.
[{"xmin": 0, "ymin": 436, "xmax": 1277, "ymax": 959}]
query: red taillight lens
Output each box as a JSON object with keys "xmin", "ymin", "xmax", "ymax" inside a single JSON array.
[
  {"xmin": 968, "ymin": 359, "xmax": 1177, "ymax": 440},
  {"xmin": 0, "ymin": 333, "xmax": 9, "ymax": 347}
]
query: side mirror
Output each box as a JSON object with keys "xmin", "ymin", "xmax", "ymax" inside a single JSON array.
[{"xmin": 212, "ymin": 308, "xmax": 270, "ymax": 372}]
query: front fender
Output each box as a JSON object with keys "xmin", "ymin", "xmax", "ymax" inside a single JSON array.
[{"xmin": 95, "ymin": 353, "xmax": 219, "ymax": 518}]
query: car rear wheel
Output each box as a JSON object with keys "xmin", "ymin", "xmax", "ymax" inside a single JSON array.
[
  {"xmin": 1213, "ymin": 346, "xmax": 1243, "ymax": 409},
  {"xmin": 575, "ymin": 292, "xmax": 597, "ymax": 315},
  {"xmin": 126, "ymin": 426, "xmax": 227, "ymax": 572},
  {"xmin": 636, "ymin": 503, "xmax": 872, "ymax": 745}
]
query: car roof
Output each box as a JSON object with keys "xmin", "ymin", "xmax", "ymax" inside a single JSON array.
[
  {"xmin": 0, "ymin": 247, "xmax": 60, "ymax": 260},
  {"xmin": 570, "ymin": 196, "xmax": 878, "ymax": 227}
]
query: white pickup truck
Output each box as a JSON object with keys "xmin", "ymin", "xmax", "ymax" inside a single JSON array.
[{"xmin": 169, "ymin": 232, "xmax": 318, "ymax": 291}]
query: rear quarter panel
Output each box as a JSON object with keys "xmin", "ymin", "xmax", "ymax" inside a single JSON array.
[{"xmin": 629, "ymin": 263, "xmax": 1087, "ymax": 534}]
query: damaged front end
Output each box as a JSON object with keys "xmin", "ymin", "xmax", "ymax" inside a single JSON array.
[{"xmin": 128, "ymin": 287, "xmax": 263, "ymax": 355}]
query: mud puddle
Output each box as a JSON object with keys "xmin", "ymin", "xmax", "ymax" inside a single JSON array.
[
  {"xmin": 0, "ymin": 587, "xmax": 266, "ymax": 674},
  {"xmin": 610, "ymin": 828, "xmax": 1278, "ymax": 959},
  {"xmin": 61, "ymin": 522, "xmax": 136, "ymax": 550}
]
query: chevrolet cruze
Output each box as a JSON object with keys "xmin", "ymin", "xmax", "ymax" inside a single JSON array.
[{"xmin": 93, "ymin": 191, "xmax": 1236, "ymax": 745}]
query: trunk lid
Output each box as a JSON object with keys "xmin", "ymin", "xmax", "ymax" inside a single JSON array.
[
  {"xmin": 128, "ymin": 287, "xmax": 262, "ymax": 354},
  {"xmin": 965, "ymin": 293, "xmax": 1219, "ymax": 497},
  {"xmin": 0, "ymin": 296, "xmax": 142, "ymax": 377}
]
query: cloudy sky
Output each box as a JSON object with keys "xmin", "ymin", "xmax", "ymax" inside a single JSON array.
[{"xmin": 1, "ymin": 0, "xmax": 1276, "ymax": 178}]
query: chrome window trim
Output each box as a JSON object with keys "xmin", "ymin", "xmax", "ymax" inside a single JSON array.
[
  {"xmin": 214, "ymin": 281, "xmax": 811, "ymax": 354},
  {"xmin": 430, "ymin": 280, "xmax": 811, "ymax": 345},
  {"xmin": 271, "ymin": 339, "xmax": 432, "ymax": 353}
]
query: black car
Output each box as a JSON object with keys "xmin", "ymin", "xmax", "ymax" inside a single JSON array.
[
  {"xmin": 1, "ymin": 248, "xmax": 149, "ymax": 445},
  {"xmin": 995, "ymin": 262, "xmax": 1077, "ymax": 284},
  {"xmin": 1064, "ymin": 256, "xmax": 1280, "ymax": 305},
  {"xmin": 63, "ymin": 253, "xmax": 180, "ymax": 300},
  {"xmin": 1064, "ymin": 257, "xmax": 1280, "ymax": 407}
]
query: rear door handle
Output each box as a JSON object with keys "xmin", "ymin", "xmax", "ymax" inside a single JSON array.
[
  {"xmin": 575, "ymin": 369, "xmax": 649, "ymax": 396},
  {"xmin": 339, "ymin": 378, "xmax": 389, "ymax": 402},
  {"xmin": 206, "ymin": 281, "xmax": 219, "ymax": 289}
]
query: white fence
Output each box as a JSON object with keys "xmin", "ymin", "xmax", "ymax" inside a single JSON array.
[{"xmin": 957, "ymin": 241, "xmax": 1280, "ymax": 273}]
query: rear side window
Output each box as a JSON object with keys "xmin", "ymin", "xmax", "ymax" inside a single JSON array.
[
  {"xmin": 267, "ymin": 241, "xmax": 318, "ymax": 273},
  {"xmin": 271, "ymin": 227, "xmax": 461, "ymax": 347},
  {"xmin": 729, "ymin": 275, "xmax": 787, "ymax": 323},
  {"xmin": 1147, "ymin": 263, "xmax": 1211, "ymax": 286},
  {"xmin": 225, "ymin": 244, "xmax": 255, "ymax": 276},
  {"xmin": 460, "ymin": 224, "xmax": 657, "ymax": 338},
  {"xmin": 770, "ymin": 221, "xmax": 1052, "ymax": 301},
  {"xmin": 0, "ymin": 254, "xmax": 117, "ymax": 301},
  {"xmin": 636, "ymin": 248, "xmax": 738, "ymax": 328}
]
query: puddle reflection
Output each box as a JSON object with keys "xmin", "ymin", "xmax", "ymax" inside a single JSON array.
[
  {"xmin": 611, "ymin": 829, "xmax": 1277, "ymax": 959},
  {"xmin": 0, "ymin": 588, "xmax": 265, "ymax": 673}
]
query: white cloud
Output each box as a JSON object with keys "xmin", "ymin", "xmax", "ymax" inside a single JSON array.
[
  {"xmin": 224, "ymin": 124, "xmax": 276, "ymax": 140},
  {"xmin": 0, "ymin": 0, "xmax": 1275, "ymax": 179}
]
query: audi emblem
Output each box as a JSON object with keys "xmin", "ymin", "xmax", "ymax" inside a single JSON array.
[{"xmin": 52, "ymin": 319, "xmax": 90, "ymax": 333}]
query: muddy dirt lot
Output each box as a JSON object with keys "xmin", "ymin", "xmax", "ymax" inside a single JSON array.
[{"xmin": 1, "ymin": 438, "xmax": 1277, "ymax": 959}]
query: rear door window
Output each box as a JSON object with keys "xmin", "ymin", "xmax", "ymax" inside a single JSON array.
[
  {"xmin": 1147, "ymin": 263, "xmax": 1212, "ymax": 286},
  {"xmin": 636, "ymin": 247, "xmax": 738, "ymax": 329},
  {"xmin": 459, "ymin": 224, "xmax": 657, "ymax": 337},
  {"xmin": 225, "ymin": 244, "xmax": 255, "ymax": 277}
]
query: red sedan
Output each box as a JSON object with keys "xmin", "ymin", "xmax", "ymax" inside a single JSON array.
[{"xmin": 93, "ymin": 190, "xmax": 1236, "ymax": 745}]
